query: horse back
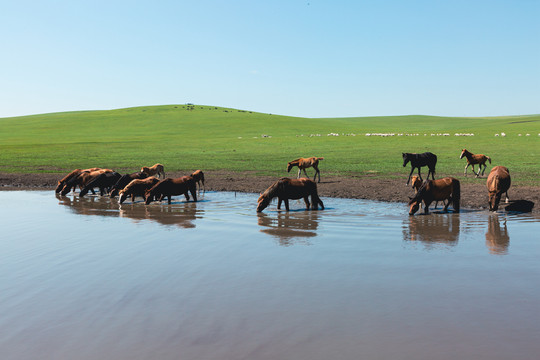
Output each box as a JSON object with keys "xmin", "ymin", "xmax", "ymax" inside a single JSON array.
[{"xmin": 487, "ymin": 166, "xmax": 510, "ymax": 193}]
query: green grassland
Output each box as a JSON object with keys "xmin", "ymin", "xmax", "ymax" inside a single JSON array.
[{"xmin": 0, "ymin": 105, "xmax": 538, "ymax": 185}]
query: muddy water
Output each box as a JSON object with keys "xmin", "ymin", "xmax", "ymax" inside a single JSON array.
[{"xmin": 1, "ymin": 191, "xmax": 539, "ymax": 360}]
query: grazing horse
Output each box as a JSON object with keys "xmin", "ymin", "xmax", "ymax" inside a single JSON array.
[
  {"xmin": 144, "ymin": 176, "xmax": 197, "ymax": 205},
  {"xmin": 60, "ymin": 169, "xmax": 113, "ymax": 196},
  {"xmin": 287, "ymin": 157, "xmax": 324, "ymax": 183},
  {"xmin": 408, "ymin": 177, "xmax": 460, "ymax": 215},
  {"xmin": 486, "ymin": 166, "xmax": 511, "ymax": 211},
  {"xmin": 55, "ymin": 168, "xmax": 101, "ymax": 193},
  {"xmin": 109, "ymin": 172, "xmax": 148, "ymax": 198},
  {"xmin": 118, "ymin": 177, "xmax": 160, "ymax": 204},
  {"xmin": 141, "ymin": 163, "xmax": 165, "ymax": 179},
  {"xmin": 460, "ymin": 149, "xmax": 491, "ymax": 177},
  {"xmin": 79, "ymin": 172, "xmax": 121, "ymax": 197},
  {"xmin": 402, "ymin": 152, "xmax": 437, "ymax": 185},
  {"xmin": 257, "ymin": 177, "xmax": 324, "ymax": 212},
  {"xmin": 191, "ymin": 170, "xmax": 205, "ymax": 193}
]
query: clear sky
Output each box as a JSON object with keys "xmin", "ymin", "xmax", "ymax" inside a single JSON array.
[{"xmin": 1, "ymin": 0, "xmax": 538, "ymax": 118}]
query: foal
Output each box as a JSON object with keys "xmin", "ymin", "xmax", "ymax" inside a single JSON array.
[
  {"xmin": 141, "ymin": 163, "xmax": 165, "ymax": 179},
  {"xmin": 460, "ymin": 149, "xmax": 491, "ymax": 177},
  {"xmin": 287, "ymin": 157, "xmax": 324, "ymax": 183}
]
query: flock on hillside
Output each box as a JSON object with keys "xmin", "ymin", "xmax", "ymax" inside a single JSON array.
[{"xmin": 55, "ymin": 148, "xmax": 533, "ymax": 215}]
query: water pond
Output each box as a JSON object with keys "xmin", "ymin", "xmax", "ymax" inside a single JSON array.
[{"xmin": 1, "ymin": 191, "xmax": 539, "ymax": 360}]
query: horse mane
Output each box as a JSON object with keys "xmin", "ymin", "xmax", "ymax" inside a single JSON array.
[
  {"xmin": 408, "ymin": 180, "xmax": 429, "ymax": 205},
  {"xmin": 260, "ymin": 179, "xmax": 285, "ymax": 201}
]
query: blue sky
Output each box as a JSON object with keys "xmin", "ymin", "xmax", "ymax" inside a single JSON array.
[{"xmin": 1, "ymin": 0, "xmax": 538, "ymax": 118}]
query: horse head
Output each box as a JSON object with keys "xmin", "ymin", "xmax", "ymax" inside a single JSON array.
[
  {"xmin": 257, "ymin": 194, "xmax": 270, "ymax": 212},
  {"xmin": 408, "ymin": 199, "xmax": 420, "ymax": 216},
  {"xmin": 402, "ymin": 153, "xmax": 410, "ymax": 167},
  {"xmin": 460, "ymin": 149, "xmax": 467, "ymax": 159},
  {"xmin": 489, "ymin": 191, "xmax": 502, "ymax": 211},
  {"xmin": 286, "ymin": 162, "xmax": 293, "ymax": 173},
  {"xmin": 118, "ymin": 190, "xmax": 128, "ymax": 204}
]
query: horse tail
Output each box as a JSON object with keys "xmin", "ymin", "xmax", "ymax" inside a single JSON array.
[
  {"xmin": 317, "ymin": 157, "xmax": 324, "ymax": 161},
  {"xmin": 487, "ymin": 156, "xmax": 491, "ymax": 164},
  {"xmin": 452, "ymin": 179, "xmax": 460, "ymax": 213}
]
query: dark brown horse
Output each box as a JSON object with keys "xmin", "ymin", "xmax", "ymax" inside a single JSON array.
[
  {"xmin": 191, "ymin": 170, "xmax": 205, "ymax": 193},
  {"xmin": 109, "ymin": 171, "xmax": 148, "ymax": 198},
  {"xmin": 145, "ymin": 176, "xmax": 197, "ymax": 205},
  {"xmin": 408, "ymin": 177, "xmax": 460, "ymax": 215},
  {"xmin": 55, "ymin": 168, "xmax": 101, "ymax": 193},
  {"xmin": 486, "ymin": 166, "xmax": 511, "ymax": 211},
  {"xmin": 287, "ymin": 157, "xmax": 324, "ymax": 183},
  {"xmin": 257, "ymin": 177, "xmax": 324, "ymax": 212},
  {"xmin": 460, "ymin": 149, "xmax": 491, "ymax": 177},
  {"xmin": 402, "ymin": 152, "xmax": 437, "ymax": 185},
  {"xmin": 60, "ymin": 169, "xmax": 113, "ymax": 196},
  {"xmin": 79, "ymin": 172, "xmax": 121, "ymax": 197},
  {"xmin": 118, "ymin": 177, "xmax": 160, "ymax": 204}
]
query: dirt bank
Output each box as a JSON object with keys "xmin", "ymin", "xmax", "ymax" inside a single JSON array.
[{"xmin": 1, "ymin": 171, "xmax": 538, "ymax": 213}]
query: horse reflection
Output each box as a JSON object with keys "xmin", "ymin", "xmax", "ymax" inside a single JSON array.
[
  {"xmin": 257, "ymin": 211, "xmax": 320, "ymax": 246},
  {"xmin": 119, "ymin": 202, "xmax": 199, "ymax": 229},
  {"xmin": 57, "ymin": 193, "xmax": 200, "ymax": 228},
  {"xmin": 485, "ymin": 215, "xmax": 510, "ymax": 255},
  {"xmin": 403, "ymin": 214, "xmax": 460, "ymax": 248},
  {"xmin": 57, "ymin": 193, "xmax": 119, "ymax": 217}
]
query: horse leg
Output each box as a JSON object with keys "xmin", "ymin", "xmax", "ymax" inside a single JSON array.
[
  {"xmin": 304, "ymin": 196, "xmax": 310, "ymax": 210},
  {"xmin": 303, "ymin": 168, "xmax": 309, "ymax": 178},
  {"xmin": 184, "ymin": 192, "xmax": 190, "ymax": 201},
  {"xmin": 417, "ymin": 167, "xmax": 423, "ymax": 181},
  {"xmin": 297, "ymin": 168, "xmax": 301, "ymax": 179},
  {"xmin": 481, "ymin": 164, "xmax": 486, "ymax": 176},
  {"xmin": 277, "ymin": 198, "xmax": 282, "ymax": 210},
  {"xmin": 505, "ymin": 191, "xmax": 509, "ymax": 203},
  {"xmin": 464, "ymin": 164, "xmax": 469, "ymax": 176},
  {"xmin": 284, "ymin": 199, "xmax": 290, "ymax": 211},
  {"xmin": 313, "ymin": 165, "xmax": 321, "ymax": 183},
  {"xmin": 443, "ymin": 198, "xmax": 451, "ymax": 212},
  {"xmin": 423, "ymin": 201, "xmax": 430, "ymax": 214},
  {"xmin": 168, "ymin": 195, "xmax": 172, "ymax": 205}
]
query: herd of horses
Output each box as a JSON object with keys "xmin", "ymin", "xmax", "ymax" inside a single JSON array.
[
  {"xmin": 55, "ymin": 164, "xmax": 205, "ymax": 205},
  {"xmin": 55, "ymin": 149, "xmax": 515, "ymax": 215}
]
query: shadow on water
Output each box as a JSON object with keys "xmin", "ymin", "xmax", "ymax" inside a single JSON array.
[
  {"xmin": 56, "ymin": 194, "xmax": 202, "ymax": 228},
  {"xmin": 403, "ymin": 213, "xmax": 461, "ymax": 248},
  {"xmin": 485, "ymin": 214, "xmax": 510, "ymax": 255},
  {"xmin": 257, "ymin": 211, "xmax": 320, "ymax": 246}
]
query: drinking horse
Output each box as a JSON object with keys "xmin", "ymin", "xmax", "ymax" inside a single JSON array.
[
  {"xmin": 408, "ymin": 177, "xmax": 460, "ymax": 215},
  {"xmin": 486, "ymin": 166, "xmax": 511, "ymax": 211},
  {"xmin": 402, "ymin": 152, "xmax": 437, "ymax": 185},
  {"xmin": 460, "ymin": 149, "xmax": 491, "ymax": 177},
  {"xmin": 191, "ymin": 170, "xmax": 205, "ymax": 193},
  {"xmin": 287, "ymin": 157, "xmax": 324, "ymax": 183},
  {"xmin": 257, "ymin": 177, "xmax": 324, "ymax": 212}
]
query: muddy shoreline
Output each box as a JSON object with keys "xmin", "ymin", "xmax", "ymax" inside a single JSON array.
[{"xmin": 1, "ymin": 171, "xmax": 538, "ymax": 213}]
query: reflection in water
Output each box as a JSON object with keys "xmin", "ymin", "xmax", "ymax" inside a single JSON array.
[
  {"xmin": 403, "ymin": 214, "xmax": 460, "ymax": 248},
  {"xmin": 257, "ymin": 211, "xmax": 320, "ymax": 246},
  {"xmin": 485, "ymin": 215, "xmax": 510, "ymax": 255},
  {"xmin": 57, "ymin": 194, "xmax": 201, "ymax": 228}
]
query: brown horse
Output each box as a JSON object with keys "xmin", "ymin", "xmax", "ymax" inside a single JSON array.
[
  {"xmin": 191, "ymin": 170, "xmax": 205, "ymax": 193},
  {"xmin": 55, "ymin": 167, "xmax": 101, "ymax": 193},
  {"xmin": 257, "ymin": 177, "xmax": 324, "ymax": 212},
  {"xmin": 144, "ymin": 176, "xmax": 197, "ymax": 205},
  {"xmin": 60, "ymin": 169, "xmax": 113, "ymax": 196},
  {"xmin": 460, "ymin": 149, "xmax": 491, "ymax": 177},
  {"xmin": 408, "ymin": 177, "xmax": 460, "ymax": 215},
  {"xmin": 141, "ymin": 163, "xmax": 165, "ymax": 179},
  {"xmin": 287, "ymin": 157, "xmax": 324, "ymax": 183},
  {"xmin": 411, "ymin": 175, "xmax": 443, "ymax": 210},
  {"xmin": 486, "ymin": 166, "xmax": 511, "ymax": 211},
  {"xmin": 118, "ymin": 177, "xmax": 160, "ymax": 204}
]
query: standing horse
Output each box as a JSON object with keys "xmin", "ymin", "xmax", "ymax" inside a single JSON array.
[
  {"xmin": 257, "ymin": 177, "xmax": 324, "ymax": 212},
  {"xmin": 144, "ymin": 176, "xmax": 197, "ymax": 205},
  {"xmin": 287, "ymin": 157, "xmax": 324, "ymax": 183},
  {"xmin": 402, "ymin": 152, "xmax": 437, "ymax": 185},
  {"xmin": 486, "ymin": 166, "xmax": 511, "ymax": 211},
  {"xmin": 460, "ymin": 149, "xmax": 491, "ymax": 177},
  {"xmin": 141, "ymin": 163, "xmax": 165, "ymax": 179},
  {"xmin": 408, "ymin": 177, "xmax": 460, "ymax": 215},
  {"xmin": 191, "ymin": 170, "xmax": 205, "ymax": 193}
]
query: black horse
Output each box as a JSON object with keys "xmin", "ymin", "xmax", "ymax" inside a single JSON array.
[
  {"xmin": 109, "ymin": 171, "xmax": 149, "ymax": 198},
  {"xmin": 402, "ymin": 152, "xmax": 437, "ymax": 185},
  {"xmin": 80, "ymin": 172, "xmax": 122, "ymax": 197}
]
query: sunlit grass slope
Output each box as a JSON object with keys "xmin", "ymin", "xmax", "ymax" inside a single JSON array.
[{"xmin": 0, "ymin": 105, "xmax": 538, "ymax": 184}]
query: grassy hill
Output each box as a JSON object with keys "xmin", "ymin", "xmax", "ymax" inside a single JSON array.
[{"xmin": 0, "ymin": 105, "xmax": 538, "ymax": 184}]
